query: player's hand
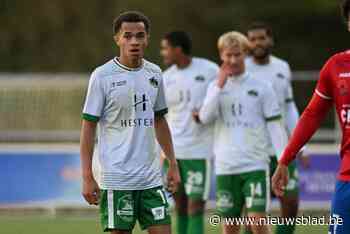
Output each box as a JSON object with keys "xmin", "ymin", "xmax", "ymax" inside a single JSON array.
[
  {"xmin": 192, "ymin": 109, "xmax": 201, "ymax": 123},
  {"xmin": 298, "ymin": 152, "xmax": 310, "ymax": 169},
  {"xmin": 82, "ymin": 177, "xmax": 100, "ymax": 205},
  {"xmin": 217, "ymin": 63, "xmax": 234, "ymax": 89},
  {"xmin": 167, "ymin": 160, "xmax": 181, "ymax": 194},
  {"xmin": 271, "ymin": 164, "xmax": 289, "ymax": 197}
]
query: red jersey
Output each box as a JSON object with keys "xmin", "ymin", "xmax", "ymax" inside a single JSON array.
[
  {"xmin": 317, "ymin": 51, "xmax": 350, "ymax": 180},
  {"xmin": 280, "ymin": 50, "xmax": 350, "ymax": 181}
]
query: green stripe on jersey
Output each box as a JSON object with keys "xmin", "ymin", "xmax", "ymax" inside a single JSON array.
[
  {"xmin": 82, "ymin": 113, "xmax": 100, "ymax": 122},
  {"xmin": 265, "ymin": 115, "xmax": 282, "ymax": 122},
  {"xmin": 285, "ymin": 98, "xmax": 294, "ymax": 103},
  {"xmin": 155, "ymin": 108, "xmax": 168, "ymax": 117}
]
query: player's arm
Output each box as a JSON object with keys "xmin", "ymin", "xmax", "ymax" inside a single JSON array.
[
  {"xmin": 80, "ymin": 70, "xmax": 104, "ymax": 205},
  {"xmin": 285, "ymin": 78, "xmax": 309, "ymax": 166},
  {"xmin": 194, "ymin": 81, "xmax": 221, "ymax": 124},
  {"xmin": 272, "ymin": 58, "xmax": 334, "ymax": 196},
  {"xmin": 154, "ymin": 115, "xmax": 180, "ymax": 190},
  {"xmin": 285, "ymin": 98, "xmax": 300, "ymax": 136},
  {"xmin": 80, "ymin": 119, "xmax": 99, "ymax": 205},
  {"xmin": 284, "ymin": 63, "xmax": 300, "ymax": 136},
  {"xmin": 279, "ymin": 94, "xmax": 332, "ymax": 165},
  {"xmin": 263, "ymin": 84, "xmax": 289, "ymax": 159},
  {"xmin": 194, "ymin": 63, "xmax": 231, "ymax": 124},
  {"xmin": 154, "ymin": 74, "xmax": 180, "ymax": 193}
]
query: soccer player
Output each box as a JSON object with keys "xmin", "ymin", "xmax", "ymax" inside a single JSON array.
[
  {"xmin": 80, "ymin": 11, "xmax": 180, "ymax": 234},
  {"xmin": 272, "ymin": 1, "xmax": 350, "ymax": 233},
  {"xmin": 160, "ymin": 31, "xmax": 219, "ymax": 234},
  {"xmin": 193, "ymin": 31, "xmax": 288, "ymax": 234},
  {"xmin": 245, "ymin": 22, "xmax": 309, "ymax": 234}
]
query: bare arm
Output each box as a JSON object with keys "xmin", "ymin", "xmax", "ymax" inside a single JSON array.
[
  {"xmin": 154, "ymin": 115, "xmax": 180, "ymax": 192},
  {"xmin": 154, "ymin": 115, "xmax": 177, "ymax": 164},
  {"xmin": 80, "ymin": 120, "xmax": 100, "ymax": 205}
]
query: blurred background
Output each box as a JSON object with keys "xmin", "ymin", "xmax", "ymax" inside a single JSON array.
[{"xmin": 0, "ymin": 1, "xmax": 347, "ymax": 233}]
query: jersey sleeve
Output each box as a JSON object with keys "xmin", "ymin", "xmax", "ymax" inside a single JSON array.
[
  {"xmin": 285, "ymin": 82, "xmax": 294, "ymax": 103},
  {"xmin": 315, "ymin": 57, "xmax": 334, "ymax": 100},
  {"xmin": 199, "ymin": 81, "xmax": 220, "ymax": 124},
  {"xmin": 262, "ymin": 84, "xmax": 282, "ymax": 121},
  {"xmin": 285, "ymin": 62, "xmax": 292, "ymax": 81},
  {"xmin": 154, "ymin": 74, "xmax": 168, "ymax": 117},
  {"xmin": 82, "ymin": 70, "xmax": 105, "ymax": 122},
  {"xmin": 207, "ymin": 63, "xmax": 220, "ymax": 82}
]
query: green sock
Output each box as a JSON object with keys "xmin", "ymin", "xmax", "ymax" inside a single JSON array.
[
  {"xmin": 276, "ymin": 223, "xmax": 296, "ymax": 234},
  {"xmin": 188, "ymin": 213, "xmax": 204, "ymax": 234},
  {"xmin": 177, "ymin": 214, "xmax": 188, "ymax": 234}
]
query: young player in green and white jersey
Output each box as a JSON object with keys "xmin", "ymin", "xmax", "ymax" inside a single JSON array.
[
  {"xmin": 193, "ymin": 31, "xmax": 289, "ymax": 234},
  {"xmin": 160, "ymin": 31, "xmax": 219, "ymax": 234},
  {"xmin": 245, "ymin": 22, "xmax": 309, "ymax": 234},
  {"xmin": 80, "ymin": 11, "xmax": 180, "ymax": 234}
]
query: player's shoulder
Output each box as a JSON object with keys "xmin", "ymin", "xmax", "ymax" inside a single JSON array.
[
  {"xmin": 248, "ymin": 72, "xmax": 273, "ymax": 92},
  {"xmin": 143, "ymin": 59, "xmax": 162, "ymax": 75},
  {"xmin": 244, "ymin": 56, "xmax": 254, "ymax": 66},
  {"xmin": 162, "ymin": 65, "xmax": 177, "ymax": 79},
  {"xmin": 270, "ymin": 55, "xmax": 290, "ymax": 69},
  {"xmin": 90, "ymin": 58, "xmax": 121, "ymax": 80},
  {"xmin": 327, "ymin": 50, "xmax": 350, "ymax": 63},
  {"xmin": 192, "ymin": 57, "xmax": 219, "ymax": 71},
  {"xmin": 319, "ymin": 51, "xmax": 350, "ymax": 73}
]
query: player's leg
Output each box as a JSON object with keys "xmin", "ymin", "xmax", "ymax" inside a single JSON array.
[
  {"xmin": 110, "ymin": 231, "xmax": 131, "ymax": 234},
  {"xmin": 244, "ymin": 156, "xmax": 275, "ymax": 234},
  {"xmin": 328, "ymin": 180, "xmax": 350, "ymax": 234},
  {"xmin": 138, "ymin": 186, "xmax": 172, "ymax": 234},
  {"xmin": 185, "ymin": 159, "xmax": 211, "ymax": 234},
  {"xmin": 174, "ymin": 191, "xmax": 188, "ymax": 234},
  {"xmin": 147, "ymin": 224, "xmax": 172, "ymax": 234},
  {"xmin": 217, "ymin": 174, "xmax": 244, "ymax": 234},
  {"xmin": 243, "ymin": 170, "xmax": 271, "ymax": 234},
  {"xmin": 276, "ymin": 161, "xmax": 299, "ymax": 234},
  {"xmin": 163, "ymin": 159, "xmax": 188, "ymax": 234},
  {"xmin": 99, "ymin": 190, "xmax": 136, "ymax": 234}
]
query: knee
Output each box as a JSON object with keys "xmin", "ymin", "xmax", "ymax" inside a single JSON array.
[
  {"xmin": 188, "ymin": 199, "xmax": 205, "ymax": 215},
  {"xmin": 111, "ymin": 230, "xmax": 131, "ymax": 234}
]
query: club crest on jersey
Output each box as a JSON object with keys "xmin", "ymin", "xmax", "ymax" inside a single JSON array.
[
  {"xmin": 149, "ymin": 77, "xmax": 159, "ymax": 88},
  {"xmin": 111, "ymin": 80, "xmax": 126, "ymax": 88},
  {"xmin": 247, "ymin": 89, "xmax": 259, "ymax": 97},
  {"xmin": 194, "ymin": 75, "xmax": 206, "ymax": 82},
  {"xmin": 276, "ymin": 73, "xmax": 285, "ymax": 79}
]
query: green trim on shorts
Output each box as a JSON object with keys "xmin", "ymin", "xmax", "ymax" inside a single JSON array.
[
  {"xmin": 99, "ymin": 186, "xmax": 171, "ymax": 232},
  {"xmin": 216, "ymin": 170, "xmax": 269, "ymax": 218},
  {"xmin": 269, "ymin": 156, "xmax": 299, "ymax": 196},
  {"xmin": 163, "ymin": 159, "xmax": 211, "ymax": 201}
]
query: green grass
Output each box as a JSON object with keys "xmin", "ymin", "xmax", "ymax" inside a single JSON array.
[{"xmin": 0, "ymin": 214, "xmax": 329, "ymax": 234}]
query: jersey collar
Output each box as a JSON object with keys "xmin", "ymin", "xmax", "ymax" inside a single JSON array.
[
  {"xmin": 113, "ymin": 57, "xmax": 144, "ymax": 72},
  {"xmin": 229, "ymin": 71, "xmax": 249, "ymax": 83}
]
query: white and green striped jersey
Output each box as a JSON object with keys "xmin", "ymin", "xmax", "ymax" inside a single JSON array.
[
  {"xmin": 199, "ymin": 72, "xmax": 282, "ymax": 175},
  {"xmin": 245, "ymin": 55, "xmax": 299, "ymax": 155},
  {"xmin": 163, "ymin": 57, "xmax": 219, "ymax": 159},
  {"xmin": 82, "ymin": 58, "xmax": 167, "ymax": 190}
]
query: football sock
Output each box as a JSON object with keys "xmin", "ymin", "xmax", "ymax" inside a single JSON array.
[
  {"xmin": 177, "ymin": 214, "xmax": 188, "ymax": 234},
  {"xmin": 188, "ymin": 213, "xmax": 204, "ymax": 234}
]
